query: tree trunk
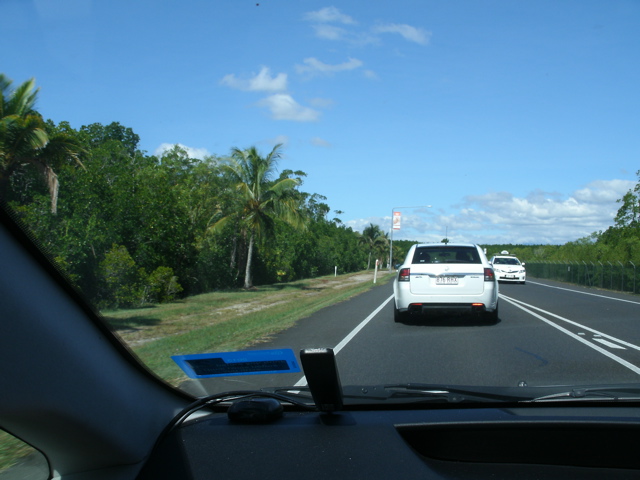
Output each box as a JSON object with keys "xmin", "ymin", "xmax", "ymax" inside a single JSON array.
[
  {"xmin": 230, "ymin": 233, "xmax": 237, "ymax": 270},
  {"xmin": 243, "ymin": 233, "xmax": 255, "ymax": 289},
  {"xmin": 31, "ymin": 161, "xmax": 59, "ymax": 214}
]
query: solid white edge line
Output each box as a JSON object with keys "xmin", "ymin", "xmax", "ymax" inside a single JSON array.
[
  {"xmin": 500, "ymin": 295, "xmax": 640, "ymax": 376},
  {"xmin": 527, "ymin": 280, "xmax": 640, "ymax": 305},
  {"xmin": 294, "ymin": 294, "xmax": 395, "ymax": 387}
]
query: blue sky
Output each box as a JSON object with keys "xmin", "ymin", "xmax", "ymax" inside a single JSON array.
[{"xmin": 3, "ymin": 0, "xmax": 639, "ymax": 244}]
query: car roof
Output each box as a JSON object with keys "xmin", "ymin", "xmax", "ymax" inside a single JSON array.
[{"xmin": 414, "ymin": 243, "xmax": 478, "ymax": 248}]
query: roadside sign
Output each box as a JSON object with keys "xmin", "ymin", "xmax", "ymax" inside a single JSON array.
[{"xmin": 393, "ymin": 211, "xmax": 401, "ymax": 230}]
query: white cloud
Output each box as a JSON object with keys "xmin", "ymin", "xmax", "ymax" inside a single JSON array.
[
  {"xmin": 220, "ymin": 66, "xmax": 287, "ymax": 92},
  {"xmin": 304, "ymin": 7, "xmax": 355, "ymax": 25},
  {"xmin": 572, "ymin": 179, "xmax": 634, "ymax": 204},
  {"xmin": 346, "ymin": 180, "xmax": 634, "ymax": 245},
  {"xmin": 372, "ymin": 23, "xmax": 431, "ymax": 45},
  {"xmin": 363, "ymin": 69, "xmax": 378, "ymax": 80},
  {"xmin": 295, "ymin": 57, "xmax": 363, "ymax": 76},
  {"xmin": 257, "ymin": 94, "xmax": 320, "ymax": 122},
  {"xmin": 308, "ymin": 97, "xmax": 334, "ymax": 108},
  {"xmin": 312, "ymin": 24, "xmax": 348, "ymax": 40},
  {"xmin": 154, "ymin": 143, "xmax": 210, "ymax": 160},
  {"xmin": 270, "ymin": 135, "xmax": 290, "ymax": 147},
  {"xmin": 310, "ymin": 24, "xmax": 378, "ymax": 46},
  {"xmin": 303, "ymin": 7, "xmax": 430, "ymax": 47},
  {"xmin": 304, "ymin": 7, "xmax": 378, "ymax": 45},
  {"xmin": 310, "ymin": 137, "xmax": 331, "ymax": 148}
]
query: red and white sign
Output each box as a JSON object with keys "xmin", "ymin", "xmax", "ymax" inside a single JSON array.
[{"xmin": 393, "ymin": 211, "xmax": 401, "ymax": 230}]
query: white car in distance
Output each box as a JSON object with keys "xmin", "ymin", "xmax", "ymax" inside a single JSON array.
[{"xmin": 490, "ymin": 253, "xmax": 526, "ymax": 284}]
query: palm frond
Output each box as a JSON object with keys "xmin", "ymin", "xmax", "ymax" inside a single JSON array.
[
  {"xmin": 0, "ymin": 114, "xmax": 49, "ymax": 161},
  {"xmin": 206, "ymin": 214, "xmax": 235, "ymax": 235},
  {"xmin": 4, "ymin": 77, "xmax": 39, "ymax": 117},
  {"xmin": 37, "ymin": 131, "xmax": 87, "ymax": 170}
]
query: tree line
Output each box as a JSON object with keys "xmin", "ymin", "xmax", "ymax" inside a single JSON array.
[
  {"xmin": 1, "ymin": 74, "xmax": 397, "ymax": 308},
  {"xmin": 3, "ymin": 73, "xmax": 637, "ymax": 307}
]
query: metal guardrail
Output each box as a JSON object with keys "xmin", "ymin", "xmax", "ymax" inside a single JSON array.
[{"xmin": 526, "ymin": 262, "xmax": 638, "ymax": 294}]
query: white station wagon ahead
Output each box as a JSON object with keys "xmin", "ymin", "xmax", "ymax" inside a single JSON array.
[{"xmin": 393, "ymin": 243, "xmax": 499, "ymax": 323}]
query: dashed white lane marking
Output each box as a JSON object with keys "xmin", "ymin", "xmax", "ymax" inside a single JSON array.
[{"xmin": 501, "ymin": 295, "xmax": 640, "ymax": 376}]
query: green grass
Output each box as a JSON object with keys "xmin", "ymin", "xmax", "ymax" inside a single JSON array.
[
  {"xmin": 0, "ymin": 431, "xmax": 38, "ymax": 474},
  {"xmin": 111, "ymin": 270, "xmax": 393, "ymax": 384}
]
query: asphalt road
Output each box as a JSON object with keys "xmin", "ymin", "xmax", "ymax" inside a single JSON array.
[{"xmin": 192, "ymin": 277, "xmax": 640, "ymax": 394}]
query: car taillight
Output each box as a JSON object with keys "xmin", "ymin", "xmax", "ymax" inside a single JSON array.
[
  {"xmin": 398, "ymin": 268, "xmax": 410, "ymax": 282},
  {"xmin": 484, "ymin": 267, "xmax": 495, "ymax": 281}
]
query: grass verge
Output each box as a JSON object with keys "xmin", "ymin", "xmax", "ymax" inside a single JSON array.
[{"xmin": 105, "ymin": 270, "xmax": 393, "ymax": 384}]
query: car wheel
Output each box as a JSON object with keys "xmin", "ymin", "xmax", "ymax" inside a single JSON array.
[
  {"xmin": 484, "ymin": 304, "xmax": 498, "ymax": 324},
  {"xmin": 394, "ymin": 304, "xmax": 407, "ymax": 323}
]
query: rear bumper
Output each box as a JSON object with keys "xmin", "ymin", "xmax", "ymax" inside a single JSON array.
[
  {"xmin": 394, "ymin": 285, "xmax": 499, "ymax": 313},
  {"xmin": 407, "ymin": 303, "xmax": 491, "ymax": 315}
]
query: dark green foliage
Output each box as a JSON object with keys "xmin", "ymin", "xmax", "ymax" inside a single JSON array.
[
  {"xmin": 359, "ymin": 223, "xmax": 389, "ymax": 269},
  {"xmin": 146, "ymin": 266, "xmax": 183, "ymax": 304},
  {"xmin": 393, "ymin": 240, "xmax": 417, "ymax": 265},
  {"xmin": 5, "ymin": 109, "xmax": 371, "ymax": 307},
  {"xmin": 100, "ymin": 244, "xmax": 146, "ymax": 308}
]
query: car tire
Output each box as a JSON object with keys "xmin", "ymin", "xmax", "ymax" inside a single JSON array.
[
  {"xmin": 394, "ymin": 304, "xmax": 407, "ymax": 323},
  {"xmin": 484, "ymin": 304, "xmax": 499, "ymax": 324}
]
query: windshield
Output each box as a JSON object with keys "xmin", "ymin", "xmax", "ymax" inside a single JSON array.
[
  {"xmin": 493, "ymin": 258, "xmax": 521, "ymax": 265},
  {"xmin": 2, "ymin": 0, "xmax": 640, "ymax": 416}
]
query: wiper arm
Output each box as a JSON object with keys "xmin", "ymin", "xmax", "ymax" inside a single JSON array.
[
  {"xmin": 273, "ymin": 384, "xmax": 529, "ymax": 404},
  {"xmin": 528, "ymin": 386, "xmax": 640, "ymax": 403},
  {"xmin": 381, "ymin": 383, "xmax": 529, "ymax": 403},
  {"xmin": 384, "ymin": 385, "xmax": 477, "ymax": 403},
  {"xmin": 275, "ymin": 383, "xmax": 640, "ymax": 405},
  {"xmin": 271, "ymin": 386, "xmax": 390, "ymax": 402}
]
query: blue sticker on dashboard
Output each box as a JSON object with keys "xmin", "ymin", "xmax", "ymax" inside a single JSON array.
[{"xmin": 172, "ymin": 348, "xmax": 301, "ymax": 378}]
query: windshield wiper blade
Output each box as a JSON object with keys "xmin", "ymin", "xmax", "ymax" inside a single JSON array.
[
  {"xmin": 270, "ymin": 383, "xmax": 640, "ymax": 405},
  {"xmin": 271, "ymin": 384, "xmax": 529, "ymax": 404},
  {"xmin": 381, "ymin": 383, "xmax": 529, "ymax": 403},
  {"xmin": 271, "ymin": 386, "xmax": 390, "ymax": 402},
  {"xmin": 528, "ymin": 386, "xmax": 640, "ymax": 403},
  {"xmin": 270, "ymin": 385, "xmax": 460, "ymax": 403}
]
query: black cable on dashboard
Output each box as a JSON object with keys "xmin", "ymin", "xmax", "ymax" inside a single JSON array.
[{"xmin": 148, "ymin": 390, "xmax": 316, "ymax": 459}]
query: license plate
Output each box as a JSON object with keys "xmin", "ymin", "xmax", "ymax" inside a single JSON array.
[{"xmin": 436, "ymin": 276, "xmax": 458, "ymax": 285}]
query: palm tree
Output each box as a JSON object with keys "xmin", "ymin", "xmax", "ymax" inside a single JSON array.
[
  {"xmin": 0, "ymin": 74, "xmax": 84, "ymax": 213},
  {"xmin": 208, "ymin": 144, "xmax": 306, "ymax": 289},
  {"xmin": 375, "ymin": 230, "xmax": 391, "ymax": 267},
  {"xmin": 359, "ymin": 223, "xmax": 389, "ymax": 269}
]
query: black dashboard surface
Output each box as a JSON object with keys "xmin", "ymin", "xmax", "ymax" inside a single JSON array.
[{"xmin": 138, "ymin": 405, "xmax": 640, "ymax": 480}]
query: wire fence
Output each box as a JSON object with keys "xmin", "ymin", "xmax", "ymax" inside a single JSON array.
[{"xmin": 526, "ymin": 262, "xmax": 639, "ymax": 294}]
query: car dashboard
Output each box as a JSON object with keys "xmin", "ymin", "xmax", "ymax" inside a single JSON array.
[{"xmin": 138, "ymin": 403, "xmax": 640, "ymax": 480}]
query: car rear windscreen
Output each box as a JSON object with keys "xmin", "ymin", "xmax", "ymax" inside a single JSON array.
[{"xmin": 412, "ymin": 246, "xmax": 481, "ymax": 264}]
